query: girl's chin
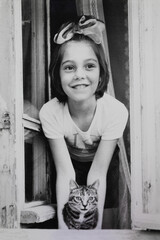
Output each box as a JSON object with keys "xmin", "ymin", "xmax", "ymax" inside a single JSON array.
[{"xmin": 68, "ymin": 95, "xmax": 96, "ymax": 104}]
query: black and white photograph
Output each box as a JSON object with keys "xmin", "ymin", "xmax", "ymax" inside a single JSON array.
[{"xmin": 0, "ymin": 0, "xmax": 160, "ymax": 239}]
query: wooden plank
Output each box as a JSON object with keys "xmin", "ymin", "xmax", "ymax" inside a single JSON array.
[
  {"xmin": 20, "ymin": 205, "xmax": 56, "ymax": 224},
  {"xmin": 26, "ymin": 230, "xmax": 160, "ymax": 240},
  {"xmin": 0, "ymin": 230, "xmax": 28, "ymax": 240},
  {"xmin": 0, "ymin": 230, "xmax": 160, "ymax": 240},
  {"xmin": 129, "ymin": 0, "xmax": 144, "ymax": 225},
  {"xmin": 23, "ymin": 114, "xmax": 41, "ymax": 132},
  {"xmin": 0, "ymin": 95, "xmax": 18, "ymax": 228}
]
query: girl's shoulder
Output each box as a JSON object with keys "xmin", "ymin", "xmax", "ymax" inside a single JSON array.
[
  {"xmin": 100, "ymin": 93, "xmax": 126, "ymax": 107},
  {"xmin": 99, "ymin": 93, "xmax": 128, "ymax": 118},
  {"xmin": 98, "ymin": 94, "xmax": 128, "ymax": 140},
  {"xmin": 39, "ymin": 97, "xmax": 65, "ymax": 118}
]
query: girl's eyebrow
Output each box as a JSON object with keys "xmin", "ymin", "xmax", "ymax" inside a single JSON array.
[
  {"xmin": 85, "ymin": 58, "xmax": 98, "ymax": 63},
  {"xmin": 61, "ymin": 60, "xmax": 73, "ymax": 66},
  {"xmin": 61, "ymin": 58, "xmax": 98, "ymax": 65}
]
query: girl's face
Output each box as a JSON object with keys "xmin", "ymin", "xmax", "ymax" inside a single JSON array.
[{"xmin": 60, "ymin": 41, "xmax": 100, "ymax": 103}]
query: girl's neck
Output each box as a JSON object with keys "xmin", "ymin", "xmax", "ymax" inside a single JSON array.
[
  {"xmin": 67, "ymin": 97, "xmax": 97, "ymax": 132},
  {"xmin": 68, "ymin": 97, "xmax": 97, "ymax": 119}
]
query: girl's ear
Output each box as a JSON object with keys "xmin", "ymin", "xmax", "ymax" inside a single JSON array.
[
  {"xmin": 90, "ymin": 179, "xmax": 99, "ymax": 190},
  {"xmin": 69, "ymin": 179, "xmax": 79, "ymax": 190}
]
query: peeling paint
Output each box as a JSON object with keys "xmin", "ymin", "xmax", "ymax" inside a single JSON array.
[
  {"xmin": 8, "ymin": 205, "xmax": 15, "ymax": 228},
  {"xmin": 1, "ymin": 206, "xmax": 7, "ymax": 228},
  {"xmin": 0, "ymin": 94, "xmax": 17, "ymax": 228},
  {"xmin": 143, "ymin": 181, "xmax": 152, "ymax": 213}
]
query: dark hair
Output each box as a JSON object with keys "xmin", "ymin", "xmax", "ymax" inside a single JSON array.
[{"xmin": 50, "ymin": 28, "xmax": 109, "ymax": 103}]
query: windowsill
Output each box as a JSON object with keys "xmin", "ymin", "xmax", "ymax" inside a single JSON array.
[
  {"xmin": 24, "ymin": 201, "xmax": 46, "ymax": 209},
  {"xmin": 20, "ymin": 204, "xmax": 56, "ymax": 224},
  {"xmin": 0, "ymin": 229, "xmax": 160, "ymax": 240}
]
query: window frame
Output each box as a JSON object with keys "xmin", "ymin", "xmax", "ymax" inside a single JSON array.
[
  {"xmin": 21, "ymin": 0, "xmax": 51, "ymax": 210},
  {"xmin": 129, "ymin": 0, "xmax": 160, "ymax": 230}
]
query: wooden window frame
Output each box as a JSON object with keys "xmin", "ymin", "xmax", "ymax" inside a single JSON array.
[
  {"xmin": 129, "ymin": 0, "xmax": 160, "ymax": 230},
  {"xmin": 13, "ymin": 0, "xmax": 55, "ymax": 224},
  {"xmin": 21, "ymin": 0, "xmax": 48, "ymax": 209}
]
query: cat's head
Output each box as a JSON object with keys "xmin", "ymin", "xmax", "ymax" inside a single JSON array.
[{"xmin": 68, "ymin": 179, "xmax": 99, "ymax": 212}]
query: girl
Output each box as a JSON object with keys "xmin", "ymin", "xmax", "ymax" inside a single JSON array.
[{"xmin": 39, "ymin": 15, "xmax": 128, "ymax": 229}]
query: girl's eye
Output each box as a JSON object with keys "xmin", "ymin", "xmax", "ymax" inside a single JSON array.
[
  {"xmin": 64, "ymin": 65, "xmax": 75, "ymax": 72},
  {"xmin": 85, "ymin": 63, "xmax": 96, "ymax": 70}
]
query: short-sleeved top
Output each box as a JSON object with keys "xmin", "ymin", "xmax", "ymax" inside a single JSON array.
[{"xmin": 39, "ymin": 93, "xmax": 128, "ymax": 162}]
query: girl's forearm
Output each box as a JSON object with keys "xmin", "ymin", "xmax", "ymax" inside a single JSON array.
[
  {"xmin": 56, "ymin": 171, "xmax": 75, "ymax": 229},
  {"xmin": 48, "ymin": 139, "xmax": 76, "ymax": 229},
  {"xmin": 87, "ymin": 168, "xmax": 107, "ymax": 229},
  {"xmin": 87, "ymin": 140, "xmax": 117, "ymax": 228}
]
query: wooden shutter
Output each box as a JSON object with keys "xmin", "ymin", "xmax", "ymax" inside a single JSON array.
[{"xmin": 129, "ymin": 0, "xmax": 160, "ymax": 230}]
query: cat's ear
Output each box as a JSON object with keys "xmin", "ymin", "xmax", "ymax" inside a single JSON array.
[
  {"xmin": 69, "ymin": 179, "xmax": 79, "ymax": 190},
  {"xmin": 90, "ymin": 180, "xmax": 99, "ymax": 190}
]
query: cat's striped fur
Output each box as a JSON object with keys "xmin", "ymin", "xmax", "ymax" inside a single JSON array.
[{"xmin": 62, "ymin": 179, "xmax": 99, "ymax": 229}]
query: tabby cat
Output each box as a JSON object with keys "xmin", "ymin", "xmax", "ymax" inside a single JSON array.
[{"xmin": 62, "ymin": 179, "xmax": 99, "ymax": 229}]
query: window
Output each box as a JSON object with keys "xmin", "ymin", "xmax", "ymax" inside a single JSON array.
[{"xmin": 18, "ymin": 0, "xmax": 160, "ymax": 229}]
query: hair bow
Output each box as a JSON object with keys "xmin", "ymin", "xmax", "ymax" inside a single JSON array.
[{"xmin": 54, "ymin": 16, "xmax": 105, "ymax": 45}]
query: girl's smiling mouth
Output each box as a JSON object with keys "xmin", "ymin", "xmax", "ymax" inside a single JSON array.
[{"xmin": 71, "ymin": 83, "xmax": 89, "ymax": 89}]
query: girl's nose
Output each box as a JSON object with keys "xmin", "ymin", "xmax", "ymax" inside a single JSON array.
[{"xmin": 74, "ymin": 67, "xmax": 85, "ymax": 80}]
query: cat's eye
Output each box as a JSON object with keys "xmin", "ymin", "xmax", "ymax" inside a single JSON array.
[
  {"xmin": 75, "ymin": 196, "xmax": 81, "ymax": 201},
  {"xmin": 89, "ymin": 196, "xmax": 94, "ymax": 201}
]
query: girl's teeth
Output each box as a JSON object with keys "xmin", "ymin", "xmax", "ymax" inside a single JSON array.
[{"xmin": 74, "ymin": 85, "xmax": 87, "ymax": 89}]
